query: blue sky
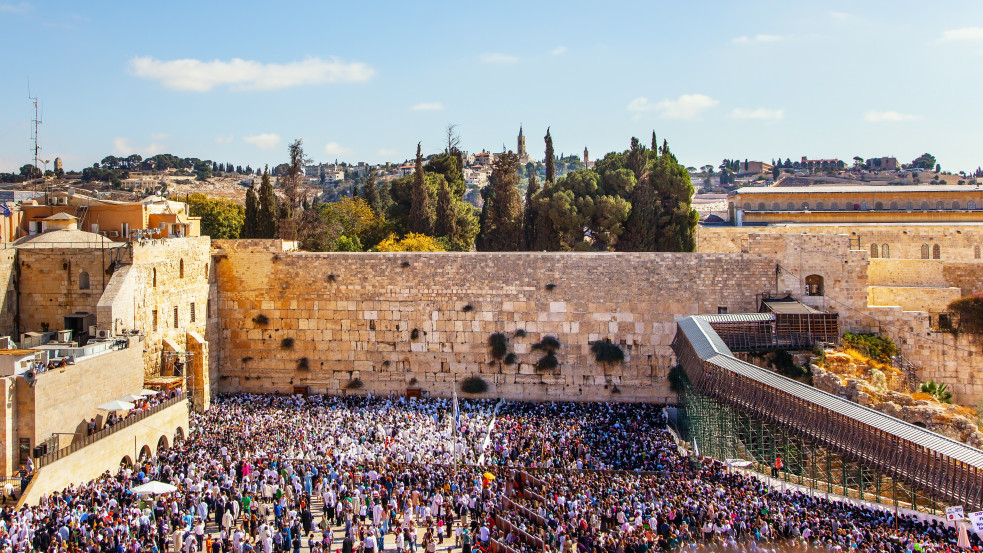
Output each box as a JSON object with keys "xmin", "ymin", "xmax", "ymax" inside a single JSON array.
[{"xmin": 2, "ymin": 1, "xmax": 983, "ymax": 173}]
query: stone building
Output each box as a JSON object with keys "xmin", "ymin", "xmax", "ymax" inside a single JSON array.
[{"xmin": 729, "ymin": 185, "xmax": 983, "ymax": 225}]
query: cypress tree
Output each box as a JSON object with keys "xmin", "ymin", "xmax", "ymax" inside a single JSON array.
[
  {"xmin": 544, "ymin": 128, "xmax": 555, "ymax": 184},
  {"xmin": 651, "ymin": 131, "xmax": 658, "ymax": 152},
  {"xmin": 522, "ymin": 170, "xmax": 539, "ymax": 250},
  {"xmin": 480, "ymin": 152, "xmax": 523, "ymax": 251},
  {"xmin": 257, "ymin": 165, "xmax": 279, "ymax": 238},
  {"xmin": 434, "ymin": 178, "xmax": 456, "ymax": 241},
  {"xmin": 242, "ymin": 184, "xmax": 259, "ymax": 238},
  {"xmin": 362, "ymin": 171, "xmax": 380, "ymax": 215},
  {"xmin": 408, "ymin": 143, "xmax": 433, "ymax": 234}
]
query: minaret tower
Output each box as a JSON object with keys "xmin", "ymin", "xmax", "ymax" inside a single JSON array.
[
  {"xmin": 584, "ymin": 146, "xmax": 589, "ymax": 166},
  {"xmin": 517, "ymin": 125, "xmax": 526, "ymax": 158}
]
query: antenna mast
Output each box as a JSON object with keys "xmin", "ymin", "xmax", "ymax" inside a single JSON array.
[{"xmin": 29, "ymin": 93, "xmax": 42, "ymax": 195}]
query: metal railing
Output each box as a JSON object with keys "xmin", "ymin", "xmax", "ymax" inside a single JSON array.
[{"xmin": 35, "ymin": 394, "xmax": 185, "ymax": 468}]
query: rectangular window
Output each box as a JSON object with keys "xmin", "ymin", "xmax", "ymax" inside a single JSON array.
[
  {"xmin": 173, "ymin": 306, "xmax": 179, "ymax": 329},
  {"xmin": 190, "ymin": 302, "xmax": 196, "ymax": 323},
  {"xmin": 717, "ymin": 307, "xmax": 728, "ymax": 314},
  {"xmin": 207, "ymin": 299, "xmax": 211, "ymax": 318},
  {"xmin": 152, "ymin": 310, "xmax": 158, "ymax": 332},
  {"xmin": 18, "ymin": 438, "xmax": 30, "ymax": 467}
]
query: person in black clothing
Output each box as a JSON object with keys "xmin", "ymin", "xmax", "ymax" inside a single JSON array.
[{"xmin": 342, "ymin": 534, "xmax": 355, "ymax": 553}]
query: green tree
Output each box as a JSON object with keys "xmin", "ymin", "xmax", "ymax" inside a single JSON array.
[
  {"xmin": 408, "ymin": 143, "xmax": 434, "ymax": 234},
  {"xmin": 434, "ymin": 178, "xmax": 457, "ymax": 242},
  {"xmin": 257, "ymin": 166, "xmax": 279, "ymax": 238},
  {"xmin": 186, "ymin": 193, "xmax": 245, "ymax": 239},
  {"xmin": 533, "ymin": 169, "xmax": 630, "ymax": 251},
  {"xmin": 479, "ymin": 152, "xmax": 524, "ymax": 251},
  {"xmin": 522, "ymin": 170, "xmax": 539, "ymax": 249},
  {"xmin": 911, "ymin": 153, "xmax": 937, "ymax": 170},
  {"xmin": 920, "ymin": 379, "xmax": 953, "ymax": 404},
  {"xmin": 242, "ymin": 184, "xmax": 259, "ymax": 238},
  {"xmin": 772, "ymin": 162, "xmax": 781, "ymax": 181},
  {"xmin": 544, "ymin": 128, "xmax": 555, "ymax": 183},
  {"xmin": 362, "ymin": 171, "xmax": 380, "ymax": 215}
]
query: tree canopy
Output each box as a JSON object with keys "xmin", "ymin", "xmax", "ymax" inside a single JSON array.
[{"xmin": 186, "ymin": 193, "xmax": 244, "ymax": 239}]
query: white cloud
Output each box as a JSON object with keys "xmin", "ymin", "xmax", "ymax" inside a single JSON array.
[
  {"xmin": 864, "ymin": 110, "xmax": 921, "ymax": 123},
  {"xmin": 215, "ymin": 134, "xmax": 235, "ymax": 144},
  {"xmin": 939, "ymin": 27, "xmax": 983, "ymax": 42},
  {"xmin": 0, "ymin": 2, "xmax": 31, "ymax": 13},
  {"xmin": 551, "ymin": 46, "xmax": 567, "ymax": 56},
  {"xmin": 411, "ymin": 102, "xmax": 443, "ymax": 111},
  {"xmin": 243, "ymin": 133, "xmax": 281, "ymax": 150},
  {"xmin": 324, "ymin": 142, "xmax": 353, "ymax": 156},
  {"xmin": 150, "ymin": 132, "xmax": 170, "ymax": 140},
  {"xmin": 129, "ymin": 56, "xmax": 375, "ymax": 92},
  {"xmin": 732, "ymin": 34, "xmax": 783, "ymax": 44},
  {"xmin": 829, "ymin": 11, "xmax": 853, "ymax": 21},
  {"xmin": 731, "ymin": 107, "xmax": 785, "ymax": 120},
  {"xmin": 628, "ymin": 94, "xmax": 718, "ymax": 120},
  {"xmin": 480, "ymin": 53, "xmax": 518, "ymax": 64},
  {"xmin": 112, "ymin": 136, "xmax": 167, "ymax": 156}
]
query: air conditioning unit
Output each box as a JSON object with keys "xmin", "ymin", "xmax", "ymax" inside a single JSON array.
[
  {"xmin": 58, "ymin": 197, "xmax": 68, "ymax": 205},
  {"xmin": 56, "ymin": 329, "xmax": 72, "ymax": 343},
  {"xmin": 99, "ymin": 231, "xmax": 108, "ymax": 237},
  {"xmin": 108, "ymin": 231, "xmax": 120, "ymax": 238},
  {"xmin": 0, "ymin": 336, "xmax": 11, "ymax": 349},
  {"xmin": 95, "ymin": 329, "xmax": 112, "ymax": 339}
]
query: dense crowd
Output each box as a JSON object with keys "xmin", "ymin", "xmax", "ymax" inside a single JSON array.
[{"xmin": 0, "ymin": 394, "xmax": 978, "ymax": 553}]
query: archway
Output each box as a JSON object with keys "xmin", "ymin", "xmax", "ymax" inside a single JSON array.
[
  {"xmin": 175, "ymin": 427, "xmax": 186, "ymax": 443},
  {"xmin": 139, "ymin": 444, "xmax": 152, "ymax": 461},
  {"xmin": 120, "ymin": 455, "xmax": 133, "ymax": 468},
  {"xmin": 805, "ymin": 275, "xmax": 825, "ymax": 296},
  {"xmin": 157, "ymin": 435, "xmax": 170, "ymax": 452}
]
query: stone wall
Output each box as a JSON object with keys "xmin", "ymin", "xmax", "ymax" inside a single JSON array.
[
  {"xmin": 211, "ymin": 242, "xmax": 778, "ymax": 402},
  {"xmin": 698, "ymin": 224, "xmax": 983, "ymax": 262},
  {"xmin": 19, "ymin": 400, "xmax": 188, "ymax": 505},
  {"xmin": 98, "ymin": 238, "xmax": 211, "ymax": 375},
  {"xmin": 941, "ymin": 262, "xmax": 983, "ymax": 297},
  {"xmin": 0, "ymin": 247, "xmax": 14, "ymax": 338},
  {"xmin": 867, "ymin": 286, "xmax": 962, "ymax": 313},
  {"xmin": 16, "ymin": 246, "xmax": 115, "ymax": 335},
  {"xmin": 0, "ymin": 343, "xmax": 144, "ymax": 476}
]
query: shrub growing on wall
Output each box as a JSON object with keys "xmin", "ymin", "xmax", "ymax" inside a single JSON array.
[
  {"xmin": 281, "ymin": 337, "xmax": 295, "ymax": 349},
  {"xmin": 532, "ymin": 335, "xmax": 561, "ymax": 354},
  {"xmin": 251, "ymin": 314, "xmax": 270, "ymax": 326},
  {"xmin": 488, "ymin": 333, "xmax": 508, "ymax": 360},
  {"xmin": 346, "ymin": 378, "xmax": 364, "ymax": 390},
  {"xmin": 460, "ymin": 376, "xmax": 489, "ymax": 394},
  {"xmin": 590, "ymin": 340, "xmax": 625, "ymax": 363},
  {"xmin": 843, "ymin": 332, "xmax": 898, "ymax": 363},
  {"xmin": 536, "ymin": 353, "xmax": 559, "ymax": 371},
  {"xmin": 948, "ymin": 295, "xmax": 983, "ymax": 334}
]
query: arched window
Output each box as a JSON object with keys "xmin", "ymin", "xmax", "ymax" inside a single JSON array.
[
  {"xmin": 969, "ymin": 200, "xmax": 977, "ymax": 210},
  {"xmin": 805, "ymin": 275, "xmax": 825, "ymax": 296},
  {"xmin": 831, "ymin": 202, "xmax": 840, "ymax": 210},
  {"xmin": 870, "ymin": 244, "xmax": 879, "ymax": 258},
  {"xmin": 787, "ymin": 202, "xmax": 796, "ymax": 210},
  {"xmin": 921, "ymin": 244, "xmax": 930, "ymax": 259},
  {"xmin": 860, "ymin": 201, "xmax": 869, "ymax": 210},
  {"xmin": 772, "ymin": 202, "xmax": 780, "ymax": 210},
  {"xmin": 881, "ymin": 244, "xmax": 890, "ymax": 258},
  {"xmin": 937, "ymin": 201, "xmax": 944, "ymax": 210},
  {"xmin": 152, "ymin": 268, "xmax": 157, "ymax": 288},
  {"xmin": 801, "ymin": 202, "xmax": 809, "ymax": 210},
  {"xmin": 757, "ymin": 202, "xmax": 766, "ymax": 211},
  {"xmin": 952, "ymin": 201, "xmax": 960, "ymax": 210},
  {"xmin": 815, "ymin": 201, "xmax": 824, "ymax": 210},
  {"xmin": 743, "ymin": 202, "xmax": 752, "ymax": 210},
  {"xmin": 907, "ymin": 201, "xmax": 914, "ymax": 210},
  {"xmin": 975, "ymin": 245, "xmax": 980, "ymax": 259},
  {"xmin": 179, "ymin": 259, "xmax": 185, "ymax": 279},
  {"xmin": 874, "ymin": 201, "xmax": 884, "ymax": 210},
  {"xmin": 921, "ymin": 201, "xmax": 930, "ymax": 210},
  {"xmin": 933, "ymin": 244, "xmax": 941, "ymax": 259},
  {"xmin": 79, "ymin": 271, "xmax": 90, "ymax": 290},
  {"xmin": 889, "ymin": 201, "xmax": 899, "ymax": 210}
]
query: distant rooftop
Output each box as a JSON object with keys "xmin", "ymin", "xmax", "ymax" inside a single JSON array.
[{"xmin": 733, "ymin": 184, "xmax": 983, "ymax": 195}]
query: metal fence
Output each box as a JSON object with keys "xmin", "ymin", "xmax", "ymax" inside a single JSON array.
[{"xmin": 35, "ymin": 394, "xmax": 185, "ymax": 468}]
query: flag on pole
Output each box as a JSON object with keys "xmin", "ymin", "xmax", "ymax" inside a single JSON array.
[{"xmin": 452, "ymin": 390, "xmax": 460, "ymax": 435}]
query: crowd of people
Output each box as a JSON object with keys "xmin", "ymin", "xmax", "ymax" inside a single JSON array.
[{"xmin": 0, "ymin": 394, "xmax": 978, "ymax": 553}]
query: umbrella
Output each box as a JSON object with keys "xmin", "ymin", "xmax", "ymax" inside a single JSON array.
[
  {"xmin": 131, "ymin": 481, "xmax": 178, "ymax": 496},
  {"xmin": 483, "ymin": 472, "xmax": 496, "ymax": 480},
  {"xmin": 725, "ymin": 459, "xmax": 753, "ymax": 468},
  {"xmin": 119, "ymin": 394, "xmax": 146, "ymax": 402},
  {"xmin": 137, "ymin": 389, "xmax": 159, "ymax": 397},
  {"xmin": 98, "ymin": 400, "xmax": 135, "ymax": 411}
]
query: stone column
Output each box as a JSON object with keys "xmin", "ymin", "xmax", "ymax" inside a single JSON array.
[{"xmin": 186, "ymin": 331, "xmax": 210, "ymax": 411}]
